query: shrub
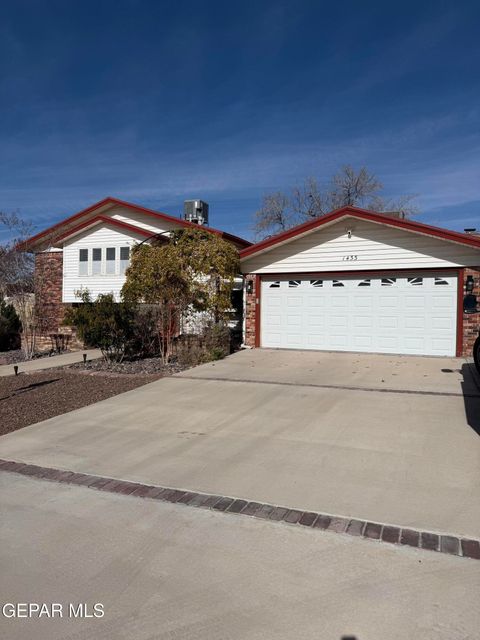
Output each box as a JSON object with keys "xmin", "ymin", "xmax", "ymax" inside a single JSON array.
[
  {"xmin": 0, "ymin": 296, "xmax": 21, "ymax": 350},
  {"xmin": 65, "ymin": 290, "xmax": 134, "ymax": 362},
  {"xmin": 174, "ymin": 323, "xmax": 230, "ymax": 367},
  {"xmin": 127, "ymin": 305, "xmax": 162, "ymax": 359}
]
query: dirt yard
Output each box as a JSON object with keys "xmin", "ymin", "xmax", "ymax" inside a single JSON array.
[{"xmin": 0, "ymin": 370, "xmax": 161, "ymax": 435}]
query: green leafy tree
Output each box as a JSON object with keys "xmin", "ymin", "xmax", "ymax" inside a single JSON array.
[{"xmin": 122, "ymin": 228, "xmax": 239, "ymax": 363}]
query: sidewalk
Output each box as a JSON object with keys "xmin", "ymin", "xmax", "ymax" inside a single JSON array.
[{"xmin": 0, "ymin": 349, "xmax": 102, "ymax": 377}]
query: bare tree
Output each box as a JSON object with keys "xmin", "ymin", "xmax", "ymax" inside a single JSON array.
[
  {"xmin": 0, "ymin": 211, "xmax": 34, "ymax": 297},
  {"xmin": 254, "ymin": 165, "xmax": 419, "ymax": 238},
  {"xmin": 0, "ymin": 211, "xmax": 37, "ymax": 357},
  {"xmin": 253, "ymin": 192, "xmax": 293, "ymax": 237},
  {"xmin": 330, "ymin": 166, "xmax": 382, "ymax": 208}
]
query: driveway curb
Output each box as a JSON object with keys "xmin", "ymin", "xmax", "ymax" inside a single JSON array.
[{"xmin": 1, "ymin": 458, "xmax": 479, "ymax": 561}]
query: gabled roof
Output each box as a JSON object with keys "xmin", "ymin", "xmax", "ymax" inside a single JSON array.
[
  {"xmin": 240, "ymin": 206, "xmax": 480, "ymax": 259},
  {"xmin": 54, "ymin": 215, "xmax": 162, "ymax": 243},
  {"xmin": 20, "ymin": 196, "xmax": 251, "ymax": 251}
]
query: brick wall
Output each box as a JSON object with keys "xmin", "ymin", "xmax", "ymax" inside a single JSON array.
[
  {"xmin": 462, "ymin": 267, "xmax": 480, "ymax": 356},
  {"xmin": 244, "ymin": 275, "xmax": 257, "ymax": 347}
]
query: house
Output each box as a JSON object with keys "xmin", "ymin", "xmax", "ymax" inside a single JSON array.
[
  {"xmin": 21, "ymin": 197, "xmax": 251, "ymax": 350},
  {"xmin": 241, "ymin": 206, "xmax": 480, "ymax": 357}
]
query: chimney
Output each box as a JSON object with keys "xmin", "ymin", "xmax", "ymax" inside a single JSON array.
[{"xmin": 184, "ymin": 200, "xmax": 209, "ymax": 226}]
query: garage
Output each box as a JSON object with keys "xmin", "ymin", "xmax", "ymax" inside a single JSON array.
[
  {"xmin": 260, "ymin": 273, "xmax": 458, "ymax": 356},
  {"xmin": 241, "ymin": 206, "xmax": 480, "ymax": 357}
]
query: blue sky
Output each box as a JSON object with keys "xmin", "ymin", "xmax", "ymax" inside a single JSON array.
[{"xmin": 1, "ymin": 0, "xmax": 479, "ymax": 241}]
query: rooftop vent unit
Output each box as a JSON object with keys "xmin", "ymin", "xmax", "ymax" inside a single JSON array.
[
  {"xmin": 184, "ymin": 200, "xmax": 209, "ymax": 226},
  {"xmin": 380, "ymin": 211, "xmax": 407, "ymax": 220}
]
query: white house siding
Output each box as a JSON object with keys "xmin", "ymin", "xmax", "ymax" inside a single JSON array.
[
  {"xmin": 62, "ymin": 224, "xmax": 147, "ymax": 302},
  {"xmin": 241, "ymin": 218, "xmax": 480, "ymax": 274},
  {"xmin": 107, "ymin": 205, "xmax": 180, "ymax": 235}
]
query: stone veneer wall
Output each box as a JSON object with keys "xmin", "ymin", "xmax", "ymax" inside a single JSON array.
[
  {"xmin": 34, "ymin": 252, "xmax": 64, "ymax": 331},
  {"xmin": 244, "ymin": 270, "xmax": 480, "ymax": 356},
  {"xmin": 463, "ymin": 267, "xmax": 480, "ymax": 356},
  {"xmin": 33, "ymin": 252, "xmax": 83, "ymax": 352}
]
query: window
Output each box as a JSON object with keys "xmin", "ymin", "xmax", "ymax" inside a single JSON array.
[
  {"xmin": 408, "ymin": 277, "xmax": 423, "ymax": 286},
  {"xmin": 358, "ymin": 279, "xmax": 371, "ymax": 287},
  {"xmin": 381, "ymin": 277, "xmax": 396, "ymax": 287},
  {"xmin": 120, "ymin": 246, "xmax": 130, "ymax": 274},
  {"xmin": 106, "ymin": 247, "xmax": 116, "ymax": 274},
  {"xmin": 288, "ymin": 280, "xmax": 301, "ymax": 288},
  {"xmin": 332, "ymin": 280, "xmax": 344, "ymax": 287},
  {"xmin": 310, "ymin": 279, "xmax": 323, "ymax": 287},
  {"xmin": 79, "ymin": 249, "xmax": 88, "ymax": 276},
  {"xmin": 92, "ymin": 248, "xmax": 102, "ymax": 275},
  {"xmin": 434, "ymin": 277, "xmax": 449, "ymax": 286},
  {"xmin": 269, "ymin": 281, "xmax": 280, "ymax": 288}
]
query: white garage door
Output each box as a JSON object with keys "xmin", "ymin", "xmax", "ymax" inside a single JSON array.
[{"xmin": 260, "ymin": 273, "xmax": 458, "ymax": 356}]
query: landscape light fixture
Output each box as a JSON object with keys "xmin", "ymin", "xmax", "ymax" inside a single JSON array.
[
  {"xmin": 83, "ymin": 353, "xmax": 87, "ymax": 365},
  {"xmin": 465, "ymin": 275, "xmax": 475, "ymax": 293}
]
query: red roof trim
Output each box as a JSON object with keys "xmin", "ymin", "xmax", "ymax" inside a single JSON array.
[
  {"xmin": 20, "ymin": 196, "xmax": 251, "ymax": 250},
  {"xmin": 240, "ymin": 206, "xmax": 480, "ymax": 259},
  {"xmin": 54, "ymin": 216, "xmax": 158, "ymax": 243}
]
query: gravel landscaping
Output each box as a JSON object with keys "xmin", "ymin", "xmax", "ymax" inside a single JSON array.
[
  {"xmin": 67, "ymin": 356, "xmax": 189, "ymax": 375},
  {"xmin": 0, "ymin": 370, "xmax": 162, "ymax": 435}
]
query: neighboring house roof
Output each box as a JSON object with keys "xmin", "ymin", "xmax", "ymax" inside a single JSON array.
[
  {"xmin": 20, "ymin": 196, "xmax": 251, "ymax": 251},
  {"xmin": 240, "ymin": 206, "xmax": 480, "ymax": 260}
]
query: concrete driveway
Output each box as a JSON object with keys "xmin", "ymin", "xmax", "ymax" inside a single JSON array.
[
  {"xmin": 0, "ymin": 349, "xmax": 479, "ymax": 538},
  {"xmin": 1, "ymin": 472, "xmax": 478, "ymax": 640}
]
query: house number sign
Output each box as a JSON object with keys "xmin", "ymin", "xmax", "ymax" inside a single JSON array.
[{"xmin": 342, "ymin": 255, "xmax": 358, "ymax": 261}]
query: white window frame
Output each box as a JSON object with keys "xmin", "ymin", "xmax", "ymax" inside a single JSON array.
[
  {"xmin": 120, "ymin": 246, "xmax": 130, "ymax": 274},
  {"xmin": 79, "ymin": 249, "xmax": 89, "ymax": 276},
  {"xmin": 92, "ymin": 248, "xmax": 102, "ymax": 275},
  {"xmin": 106, "ymin": 247, "xmax": 116, "ymax": 275}
]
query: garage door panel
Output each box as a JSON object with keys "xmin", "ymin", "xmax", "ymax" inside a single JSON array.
[
  {"xmin": 332, "ymin": 296, "xmax": 348, "ymax": 308},
  {"xmin": 287, "ymin": 314, "xmax": 301, "ymax": 326},
  {"xmin": 405, "ymin": 317, "xmax": 425, "ymax": 329},
  {"xmin": 307, "ymin": 334, "xmax": 325, "ymax": 347},
  {"xmin": 354, "ymin": 297, "xmax": 373, "ymax": 308},
  {"xmin": 286, "ymin": 296, "xmax": 302, "ymax": 306},
  {"xmin": 265, "ymin": 314, "xmax": 281, "ymax": 327},
  {"xmin": 378, "ymin": 316, "xmax": 398, "ymax": 329},
  {"xmin": 329, "ymin": 316, "xmax": 348, "ymax": 328},
  {"xmin": 329, "ymin": 335, "xmax": 349, "ymax": 348},
  {"xmin": 260, "ymin": 273, "xmax": 457, "ymax": 356},
  {"xmin": 354, "ymin": 316, "xmax": 374, "ymax": 328},
  {"xmin": 353, "ymin": 336, "xmax": 374, "ymax": 348},
  {"xmin": 308, "ymin": 296, "xmax": 325, "ymax": 307},
  {"xmin": 405, "ymin": 296, "xmax": 426, "ymax": 308},
  {"xmin": 379, "ymin": 296, "xmax": 399, "ymax": 307},
  {"xmin": 309, "ymin": 314, "xmax": 325, "ymax": 327},
  {"xmin": 432, "ymin": 295, "xmax": 455, "ymax": 308},
  {"xmin": 286, "ymin": 333, "xmax": 302, "ymax": 347},
  {"xmin": 377, "ymin": 336, "xmax": 399, "ymax": 349}
]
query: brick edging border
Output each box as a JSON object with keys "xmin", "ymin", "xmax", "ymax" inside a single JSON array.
[{"xmin": 1, "ymin": 459, "xmax": 479, "ymax": 561}]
